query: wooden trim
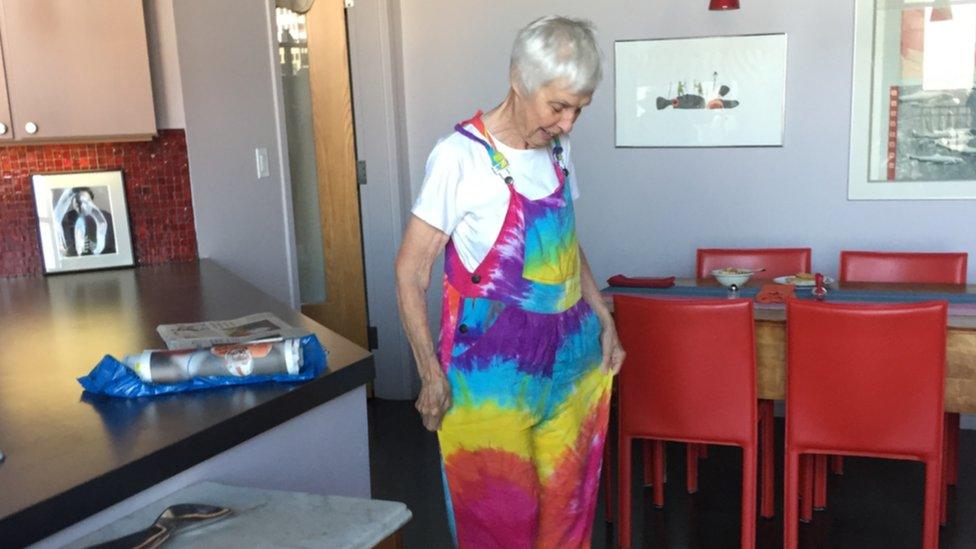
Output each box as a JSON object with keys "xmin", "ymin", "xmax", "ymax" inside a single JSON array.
[
  {"xmin": 303, "ymin": 0, "xmax": 369, "ymax": 348},
  {"xmin": 374, "ymin": 529, "xmax": 406, "ymax": 549}
]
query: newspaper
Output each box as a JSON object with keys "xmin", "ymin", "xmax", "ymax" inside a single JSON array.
[{"xmin": 157, "ymin": 312, "xmax": 309, "ymax": 350}]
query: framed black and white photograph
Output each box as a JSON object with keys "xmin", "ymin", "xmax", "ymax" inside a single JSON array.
[
  {"xmin": 614, "ymin": 33, "xmax": 788, "ymax": 148},
  {"xmin": 849, "ymin": 0, "xmax": 976, "ymax": 199},
  {"xmin": 31, "ymin": 170, "xmax": 134, "ymax": 274}
]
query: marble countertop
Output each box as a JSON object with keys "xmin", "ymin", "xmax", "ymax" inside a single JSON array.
[{"xmin": 67, "ymin": 482, "xmax": 412, "ymax": 548}]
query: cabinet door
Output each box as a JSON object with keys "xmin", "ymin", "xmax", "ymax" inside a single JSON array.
[{"xmin": 0, "ymin": 0, "xmax": 156, "ymax": 142}]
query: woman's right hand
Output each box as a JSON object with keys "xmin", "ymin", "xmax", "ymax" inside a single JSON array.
[{"xmin": 416, "ymin": 363, "xmax": 452, "ymax": 431}]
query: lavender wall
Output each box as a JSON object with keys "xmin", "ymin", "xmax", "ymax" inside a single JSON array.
[{"xmin": 397, "ymin": 0, "xmax": 974, "ymax": 285}]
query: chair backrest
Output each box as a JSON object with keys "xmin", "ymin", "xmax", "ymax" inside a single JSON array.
[
  {"xmin": 839, "ymin": 251, "xmax": 967, "ymax": 284},
  {"xmin": 696, "ymin": 248, "xmax": 812, "ymax": 280},
  {"xmin": 614, "ymin": 295, "xmax": 756, "ymax": 445},
  {"xmin": 786, "ymin": 299, "xmax": 947, "ymax": 460}
]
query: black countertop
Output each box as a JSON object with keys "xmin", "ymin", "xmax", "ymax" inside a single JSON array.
[{"xmin": 0, "ymin": 260, "xmax": 374, "ymax": 546}]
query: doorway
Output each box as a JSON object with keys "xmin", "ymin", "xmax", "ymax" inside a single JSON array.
[{"xmin": 276, "ymin": 0, "xmax": 369, "ymax": 349}]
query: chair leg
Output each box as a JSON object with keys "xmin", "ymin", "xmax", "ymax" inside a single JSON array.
[
  {"xmin": 687, "ymin": 443, "xmax": 699, "ymax": 494},
  {"xmin": 741, "ymin": 444, "xmax": 758, "ymax": 549},
  {"xmin": 760, "ymin": 399, "xmax": 775, "ymax": 519},
  {"xmin": 801, "ymin": 455, "xmax": 814, "ymax": 522},
  {"xmin": 947, "ymin": 412, "xmax": 959, "ymax": 486},
  {"xmin": 643, "ymin": 440, "xmax": 653, "ymax": 486},
  {"xmin": 784, "ymin": 450, "xmax": 800, "ymax": 549},
  {"xmin": 941, "ymin": 425, "xmax": 948, "ymax": 526},
  {"xmin": 699, "ymin": 443, "xmax": 709, "ymax": 459},
  {"xmin": 814, "ymin": 454, "xmax": 827, "ymax": 510},
  {"xmin": 830, "ymin": 455, "xmax": 844, "ymax": 475},
  {"xmin": 653, "ymin": 440, "xmax": 666, "ymax": 508},
  {"xmin": 618, "ymin": 435, "xmax": 632, "ymax": 549},
  {"xmin": 924, "ymin": 459, "xmax": 943, "ymax": 549},
  {"xmin": 604, "ymin": 433, "xmax": 613, "ymax": 522}
]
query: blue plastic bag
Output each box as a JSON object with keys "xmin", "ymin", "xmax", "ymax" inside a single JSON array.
[{"xmin": 78, "ymin": 334, "xmax": 327, "ymax": 398}]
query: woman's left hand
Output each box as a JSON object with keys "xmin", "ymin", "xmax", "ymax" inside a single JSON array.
[{"xmin": 600, "ymin": 323, "xmax": 625, "ymax": 375}]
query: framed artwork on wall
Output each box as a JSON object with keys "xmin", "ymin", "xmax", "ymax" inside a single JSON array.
[
  {"xmin": 849, "ymin": 0, "xmax": 976, "ymax": 199},
  {"xmin": 614, "ymin": 33, "xmax": 788, "ymax": 148},
  {"xmin": 31, "ymin": 170, "xmax": 135, "ymax": 274}
]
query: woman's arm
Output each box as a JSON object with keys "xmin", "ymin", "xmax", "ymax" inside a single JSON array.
[
  {"xmin": 579, "ymin": 247, "xmax": 625, "ymax": 374},
  {"xmin": 395, "ymin": 215, "xmax": 452, "ymax": 431}
]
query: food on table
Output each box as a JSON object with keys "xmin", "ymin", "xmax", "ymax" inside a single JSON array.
[{"xmin": 716, "ymin": 267, "xmax": 752, "ymax": 276}]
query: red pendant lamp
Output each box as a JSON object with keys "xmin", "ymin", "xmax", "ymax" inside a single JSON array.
[
  {"xmin": 930, "ymin": 7, "xmax": 953, "ymax": 22},
  {"xmin": 709, "ymin": 0, "xmax": 740, "ymax": 10}
]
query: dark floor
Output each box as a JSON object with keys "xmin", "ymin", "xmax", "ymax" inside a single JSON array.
[{"xmin": 368, "ymin": 399, "xmax": 975, "ymax": 548}]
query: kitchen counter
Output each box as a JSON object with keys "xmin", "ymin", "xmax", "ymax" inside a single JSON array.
[{"xmin": 0, "ymin": 260, "xmax": 374, "ymax": 547}]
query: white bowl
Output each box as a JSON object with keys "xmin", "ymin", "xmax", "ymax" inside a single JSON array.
[{"xmin": 711, "ymin": 269, "xmax": 752, "ymax": 288}]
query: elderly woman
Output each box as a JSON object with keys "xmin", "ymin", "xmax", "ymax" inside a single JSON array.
[{"xmin": 395, "ymin": 16, "xmax": 624, "ymax": 548}]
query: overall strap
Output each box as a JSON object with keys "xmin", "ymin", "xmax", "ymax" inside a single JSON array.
[{"xmin": 453, "ymin": 111, "xmax": 569, "ymax": 184}]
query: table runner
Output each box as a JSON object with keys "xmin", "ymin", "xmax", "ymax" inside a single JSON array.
[{"xmin": 604, "ymin": 284, "xmax": 976, "ymax": 314}]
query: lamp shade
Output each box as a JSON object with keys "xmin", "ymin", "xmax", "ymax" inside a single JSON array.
[
  {"xmin": 709, "ymin": 0, "xmax": 740, "ymax": 10},
  {"xmin": 931, "ymin": 7, "xmax": 953, "ymax": 21}
]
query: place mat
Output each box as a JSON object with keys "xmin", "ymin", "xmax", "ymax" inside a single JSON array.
[{"xmin": 755, "ymin": 284, "xmax": 795, "ymax": 304}]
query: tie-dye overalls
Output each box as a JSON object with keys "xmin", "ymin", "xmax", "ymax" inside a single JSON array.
[{"xmin": 437, "ymin": 113, "xmax": 614, "ymax": 548}]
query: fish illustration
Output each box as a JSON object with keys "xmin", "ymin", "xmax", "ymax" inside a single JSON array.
[
  {"xmin": 907, "ymin": 153, "xmax": 965, "ymax": 165},
  {"xmin": 936, "ymin": 136, "xmax": 976, "ymax": 154},
  {"xmin": 657, "ymin": 74, "xmax": 739, "ymax": 110},
  {"xmin": 898, "ymin": 90, "xmax": 960, "ymax": 105},
  {"xmin": 911, "ymin": 128, "xmax": 973, "ymax": 139}
]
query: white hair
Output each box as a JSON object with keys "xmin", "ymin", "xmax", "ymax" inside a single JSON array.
[{"xmin": 510, "ymin": 16, "xmax": 602, "ymax": 96}]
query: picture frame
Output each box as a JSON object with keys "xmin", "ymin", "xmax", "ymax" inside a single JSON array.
[
  {"xmin": 614, "ymin": 33, "xmax": 788, "ymax": 148},
  {"xmin": 849, "ymin": 0, "xmax": 976, "ymax": 200},
  {"xmin": 30, "ymin": 170, "xmax": 135, "ymax": 274}
]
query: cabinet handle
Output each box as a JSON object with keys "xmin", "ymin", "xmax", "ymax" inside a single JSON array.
[
  {"xmin": 25, "ymin": 121, "xmax": 37, "ymax": 134},
  {"xmin": 0, "ymin": 123, "xmax": 7, "ymax": 135}
]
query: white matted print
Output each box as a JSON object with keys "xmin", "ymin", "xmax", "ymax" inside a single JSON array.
[
  {"xmin": 615, "ymin": 33, "xmax": 788, "ymax": 147},
  {"xmin": 31, "ymin": 170, "xmax": 134, "ymax": 274}
]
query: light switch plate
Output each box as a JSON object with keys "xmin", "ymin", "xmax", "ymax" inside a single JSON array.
[{"xmin": 255, "ymin": 148, "xmax": 270, "ymax": 179}]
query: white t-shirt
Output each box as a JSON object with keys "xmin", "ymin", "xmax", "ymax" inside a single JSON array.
[{"xmin": 411, "ymin": 125, "xmax": 580, "ymax": 272}]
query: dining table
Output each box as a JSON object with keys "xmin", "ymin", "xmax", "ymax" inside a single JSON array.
[{"xmin": 603, "ymin": 278, "xmax": 976, "ymax": 414}]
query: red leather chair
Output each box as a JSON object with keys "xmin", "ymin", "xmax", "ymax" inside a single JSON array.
[
  {"xmin": 840, "ymin": 251, "xmax": 967, "ymax": 285},
  {"xmin": 696, "ymin": 247, "xmax": 812, "ymax": 279},
  {"xmin": 784, "ymin": 299, "xmax": 947, "ymax": 549},
  {"xmin": 696, "ymin": 247, "xmax": 810, "ymax": 514},
  {"xmin": 614, "ymin": 296, "xmax": 769, "ymax": 548},
  {"xmin": 835, "ymin": 251, "xmax": 967, "ymax": 499}
]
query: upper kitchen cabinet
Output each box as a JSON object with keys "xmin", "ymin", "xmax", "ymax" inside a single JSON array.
[{"xmin": 0, "ymin": 0, "xmax": 156, "ymax": 143}]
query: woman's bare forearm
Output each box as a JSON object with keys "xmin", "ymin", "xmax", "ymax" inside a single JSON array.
[
  {"xmin": 396, "ymin": 275, "xmax": 440, "ymax": 380},
  {"xmin": 395, "ymin": 217, "xmax": 450, "ymax": 381}
]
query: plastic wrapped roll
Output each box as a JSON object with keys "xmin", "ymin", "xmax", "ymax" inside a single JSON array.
[{"xmin": 124, "ymin": 338, "xmax": 303, "ymax": 384}]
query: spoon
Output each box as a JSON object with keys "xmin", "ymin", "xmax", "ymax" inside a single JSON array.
[{"xmin": 87, "ymin": 503, "xmax": 232, "ymax": 549}]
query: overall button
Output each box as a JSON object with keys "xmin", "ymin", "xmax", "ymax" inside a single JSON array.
[
  {"xmin": 458, "ymin": 324, "xmax": 469, "ymax": 334},
  {"xmin": 471, "ymin": 274, "xmax": 481, "ymax": 284},
  {"xmin": 504, "ymin": 176, "xmax": 514, "ymax": 185}
]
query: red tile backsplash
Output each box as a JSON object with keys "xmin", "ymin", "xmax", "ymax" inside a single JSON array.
[{"xmin": 0, "ymin": 129, "xmax": 197, "ymax": 277}]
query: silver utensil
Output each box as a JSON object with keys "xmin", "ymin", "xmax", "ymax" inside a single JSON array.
[{"xmin": 86, "ymin": 503, "xmax": 231, "ymax": 549}]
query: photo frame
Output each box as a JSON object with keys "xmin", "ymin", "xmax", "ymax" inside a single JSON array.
[
  {"xmin": 614, "ymin": 33, "xmax": 788, "ymax": 148},
  {"xmin": 31, "ymin": 170, "xmax": 135, "ymax": 274},
  {"xmin": 849, "ymin": 0, "xmax": 976, "ymax": 200}
]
